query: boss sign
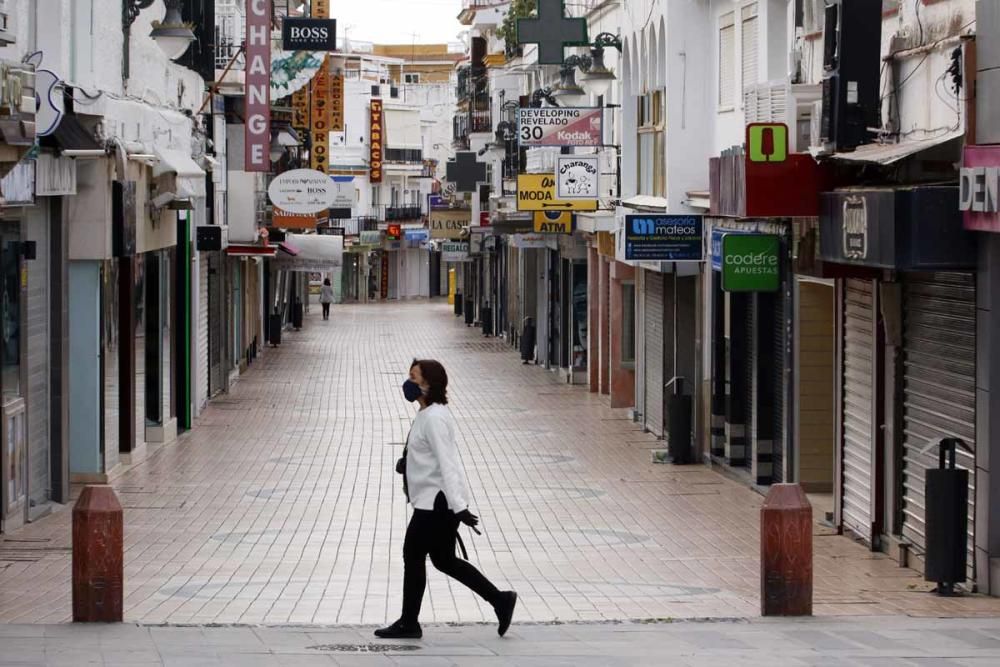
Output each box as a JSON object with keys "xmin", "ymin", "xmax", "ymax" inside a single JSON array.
[
  {"xmin": 245, "ymin": 0, "xmax": 271, "ymax": 172},
  {"xmin": 282, "ymin": 18, "xmax": 337, "ymax": 51}
]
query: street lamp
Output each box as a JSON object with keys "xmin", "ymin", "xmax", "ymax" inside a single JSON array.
[
  {"xmin": 551, "ymin": 56, "xmax": 590, "ymax": 106},
  {"xmin": 123, "ymin": 0, "xmax": 197, "ymax": 79}
]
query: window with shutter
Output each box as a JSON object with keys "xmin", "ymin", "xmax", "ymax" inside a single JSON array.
[
  {"xmin": 719, "ymin": 13, "xmax": 736, "ymax": 110},
  {"xmin": 741, "ymin": 4, "xmax": 759, "ymax": 100}
]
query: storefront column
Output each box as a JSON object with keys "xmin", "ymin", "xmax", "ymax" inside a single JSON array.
[
  {"xmin": 600, "ymin": 257, "xmax": 611, "ymax": 396},
  {"xmin": 118, "ymin": 257, "xmax": 136, "ymax": 456},
  {"xmin": 976, "ymin": 235, "xmax": 1000, "ymax": 594},
  {"xmin": 610, "ymin": 261, "xmax": 636, "ymax": 410},
  {"xmin": 711, "ymin": 276, "xmax": 726, "ymax": 457},
  {"xmin": 726, "ymin": 293, "xmax": 749, "ymax": 467},
  {"xmin": 588, "ymin": 246, "xmax": 599, "ymax": 393}
]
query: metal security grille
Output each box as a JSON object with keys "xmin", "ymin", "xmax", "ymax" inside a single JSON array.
[
  {"xmin": 207, "ymin": 252, "xmax": 225, "ymax": 396},
  {"xmin": 772, "ymin": 287, "xmax": 787, "ymax": 483},
  {"xmin": 644, "ymin": 271, "xmax": 665, "ymax": 437},
  {"xmin": 841, "ymin": 279, "xmax": 876, "ymax": 545},
  {"xmin": 26, "ymin": 213, "xmax": 50, "ymax": 506},
  {"xmin": 901, "ymin": 272, "xmax": 976, "ymax": 581},
  {"xmin": 745, "ymin": 294, "xmax": 756, "ymax": 470}
]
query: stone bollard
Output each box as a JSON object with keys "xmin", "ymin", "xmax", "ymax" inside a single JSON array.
[
  {"xmin": 72, "ymin": 485, "xmax": 124, "ymax": 622},
  {"xmin": 760, "ymin": 483, "xmax": 812, "ymax": 616}
]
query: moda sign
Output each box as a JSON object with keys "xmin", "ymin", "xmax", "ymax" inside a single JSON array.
[
  {"xmin": 244, "ymin": 0, "xmax": 271, "ymax": 172},
  {"xmin": 517, "ymin": 107, "xmax": 603, "ymax": 147},
  {"xmin": 721, "ymin": 234, "xmax": 781, "ymax": 292}
]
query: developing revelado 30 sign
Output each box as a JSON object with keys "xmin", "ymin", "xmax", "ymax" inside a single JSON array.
[{"xmin": 518, "ymin": 108, "xmax": 603, "ymax": 147}]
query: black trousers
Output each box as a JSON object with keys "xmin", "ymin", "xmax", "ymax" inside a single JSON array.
[
  {"xmin": 401, "ymin": 492, "xmax": 500, "ymax": 624},
  {"xmin": 321, "ymin": 302, "xmax": 331, "ymax": 319}
]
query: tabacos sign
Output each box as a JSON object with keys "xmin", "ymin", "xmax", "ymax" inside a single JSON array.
[{"xmin": 721, "ymin": 234, "xmax": 781, "ymax": 292}]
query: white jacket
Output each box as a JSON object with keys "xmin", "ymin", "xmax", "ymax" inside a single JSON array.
[{"xmin": 405, "ymin": 403, "xmax": 470, "ymax": 512}]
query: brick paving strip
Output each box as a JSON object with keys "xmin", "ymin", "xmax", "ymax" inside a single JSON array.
[
  {"xmin": 2, "ymin": 303, "xmax": 1000, "ymax": 625},
  {"xmin": 0, "ymin": 617, "xmax": 999, "ymax": 665}
]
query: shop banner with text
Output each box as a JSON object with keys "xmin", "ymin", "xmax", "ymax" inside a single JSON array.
[{"xmin": 244, "ymin": 0, "xmax": 271, "ymax": 172}]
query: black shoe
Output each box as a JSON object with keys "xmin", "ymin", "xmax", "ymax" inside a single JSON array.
[
  {"xmin": 494, "ymin": 591, "xmax": 517, "ymax": 637},
  {"xmin": 374, "ymin": 620, "xmax": 422, "ymax": 639}
]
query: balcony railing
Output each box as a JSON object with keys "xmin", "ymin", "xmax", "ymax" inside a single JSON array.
[
  {"xmin": 383, "ymin": 206, "xmax": 423, "ymax": 222},
  {"xmin": 357, "ymin": 216, "xmax": 380, "ymax": 232},
  {"xmin": 215, "ymin": 3, "xmax": 246, "ymax": 70},
  {"xmin": 456, "ymin": 66, "xmax": 487, "ymax": 101},
  {"xmin": 385, "ymin": 148, "xmax": 423, "ymax": 164}
]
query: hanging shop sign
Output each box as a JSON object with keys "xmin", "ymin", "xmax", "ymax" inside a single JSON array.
[
  {"xmin": 821, "ymin": 186, "xmax": 976, "ymax": 270},
  {"xmin": 512, "ymin": 233, "xmax": 549, "ymax": 249},
  {"xmin": 556, "ymin": 155, "xmax": 600, "ymax": 199},
  {"xmin": 360, "ymin": 230, "xmax": 382, "ymax": 245},
  {"xmin": 517, "ymin": 174, "xmax": 597, "ymax": 211},
  {"xmin": 534, "ymin": 210, "xmax": 573, "ymax": 234},
  {"xmin": 517, "ymin": 107, "xmax": 603, "ymax": 147},
  {"xmin": 721, "ymin": 233, "xmax": 781, "ymax": 292},
  {"xmin": 747, "ymin": 123, "xmax": 789, "ymax": 163},
  {"xmin": 331, "ymin": 176, "xmax": 354, "ymax": 208},
  {"xmin": 386, "ymin": 223, "xmax": 402, "ymax": 241},
  {"xmin": 292, "ymin": 86, "xmax": 309, "ymax": 130},
  {"xmin": 331, "ymin": 69, "xmax": 345, "ymax": 132},
  {"xmin": 442, "ymin": 241, "xmax": 471, "ymax": 262},
  {"xmin": 445, "ymin": 152, "xmax": 488, "ymax": 193},
  {"xmin": 272, "ymin": 207, "xmax": 322, "ymax": 230},
  {"xmin": 516, "ymin": 0, "xmax": 589, "ymax": 65},
  {"xmin": 624, "ymin": 215, "xmax": 704, "ymax": 262},
  {"xmin": 961, "ymin": 145, "xmax": 1000, "ymax": 232},
  {"xmin": 310, "ymin": 57, "xmax": 331, "ymax": 172},
  {"xmin": 282, "ymin": 17, "xmax": 337, "ymax": 51},
  {"xmin": 268, "ymin": 168, "xmax": 337, "ymax": 214},
  {"xmin": 429, "ymin": 209, "xmax": 469, "ymax": 239},
  {"xmin": 370, "ymin": 98, "xmax": 384, "ymax": 183},
  {"xmin": 244, "ymin": 0, "xmax": 271, "ymax": 172}
]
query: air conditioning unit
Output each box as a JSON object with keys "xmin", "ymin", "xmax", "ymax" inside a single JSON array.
[{"xmin": 744, "ymin": 81, "xmax": 822, "ymax": 153}]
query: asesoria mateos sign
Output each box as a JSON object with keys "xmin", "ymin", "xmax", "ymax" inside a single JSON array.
[{"xmin": 245, "ymin": 0, "xmax": 271, "ymax": 172}]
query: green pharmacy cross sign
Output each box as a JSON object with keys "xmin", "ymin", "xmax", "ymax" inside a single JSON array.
[
  {"xmin": 722, "ymin": 234, "xmax": 781, "ymax": 292},
  {"xmin": 517, "ymin": 0, "xmax": 589, "ymax": 65}
]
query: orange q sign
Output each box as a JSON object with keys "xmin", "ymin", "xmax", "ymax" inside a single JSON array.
[{"xmin": 370, "ymin": 99, "xmax": 384, "ymax": 183}]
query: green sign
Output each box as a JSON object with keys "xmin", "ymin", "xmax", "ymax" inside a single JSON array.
[
  {"xmin": 747, "ymin": 123, "xmax": 788, "ymax": 163},
  {"xmin": 722, "ymin": 234, "xmax": 781, "ymax": 292}
]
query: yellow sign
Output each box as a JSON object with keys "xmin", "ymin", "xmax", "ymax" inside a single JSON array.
[
  {"xmin": 517, "ymin": 174, "xmax": 597, "ymax": 212},
  {"xmin": 312, "ymin": 0, "xmax": 329, "ymax": 18},
  {"xmin": 310, "ymin": 56, "xmax": 331, "ymax": 172},
  {"xmin": 597, "ymin": 231, "xmax": 615, "ymax": 257},
  {"xmin": 330, "ymin": 71, "xmax": 345, "ymax": 132},
  {"xmin": 533, "ymin": 211, "xmax": 572, "ymax": 234},
  {"xmin": 292, "ymin": 87, "xmax": 309, "ymax": 130}
]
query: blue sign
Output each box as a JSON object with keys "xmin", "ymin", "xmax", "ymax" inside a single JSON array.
[
  {"xmin": 711, "ymin": 228, "xmax": 750, "ymax": 271},
  {"xmin": 625, "ymin": 215, "xmax": 704, "ymax": 262}
]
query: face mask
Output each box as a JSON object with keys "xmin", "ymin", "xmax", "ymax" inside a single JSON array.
[{"xmin": 402, "ymin": 380, "xmax": 424, "ymax": 402}]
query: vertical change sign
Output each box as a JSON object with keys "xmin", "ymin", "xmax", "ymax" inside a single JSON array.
[{"xmin": 245, "ymin": 0, "xmax": 271, "ymax": 172}]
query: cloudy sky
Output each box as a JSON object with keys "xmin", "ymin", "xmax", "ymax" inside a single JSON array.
[{"xmin": 332, "ymin": 0, "xmax": 465, "ymax": 46}]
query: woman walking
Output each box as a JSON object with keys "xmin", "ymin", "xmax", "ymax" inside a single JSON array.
[
  {"xmin": 376, "ymin": 359, "xmax": 517, "ymax": 639},
  {"xmin": 319, "ymin": 278, "xmax": 334, "ymax": 321}
]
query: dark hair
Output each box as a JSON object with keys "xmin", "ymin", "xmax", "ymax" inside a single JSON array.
[
  {"xmin": 323, "ymin": 278, "xmax": 331, "ymax": 286},
  {"xmin": 411, "ymin": 359, "xmax": 448, "ymax": 405}
]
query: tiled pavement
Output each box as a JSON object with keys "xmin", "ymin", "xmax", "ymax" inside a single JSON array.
[
  {"xmin": 2, "ymin": 617, "xmax": 1000, "ymax": 665},
  {"xmin": 2, "ymin": 301, "xmax": 1000, "ymax": 626}
]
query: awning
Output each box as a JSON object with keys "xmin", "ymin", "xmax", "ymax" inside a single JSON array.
[
  {"xmin": 815, "ymin": 129, "xmax": 964, "ymax": 165},
  {"xmin": 40, "ymin": 113, "xmax": 102, "ymax": 153},
  {"xmin": 227, "ymin": 244, "xmax": 277, "ymax": 257},
  {"xmin": 153, "ymin": 148, "xmax": 207, "ymax": 199},
  {"xmin": 621, "ymin": 195, "xmax": 668, "ymax": 211},
  {"xmin": 271, "ymin": 233, "xmax": 344, "ymax": 272}
]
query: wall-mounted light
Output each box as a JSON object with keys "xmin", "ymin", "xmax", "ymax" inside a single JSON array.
[{"xmin": 123, "ymin": 0, "xmax": 197, "ymax": 80}]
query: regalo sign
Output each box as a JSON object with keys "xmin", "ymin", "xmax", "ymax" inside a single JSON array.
[
  {"xmin": 245, "ymin": 0, "xmax": 271, "ymax": 172},
  {"xmin": 518, "ymin": 107, "xmax": 603, "ymax": 147}
]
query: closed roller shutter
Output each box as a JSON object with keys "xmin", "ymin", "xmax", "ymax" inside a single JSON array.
[
  {"xmin": 842, "ymin": 279, "xmax": 876, "ymax": 544},
  {"xmin": 772, "ymin": 288, "xmax": 787, "ymax": 483},
  {"xmin": 26, "ymin": 210, "xmax": 50, "ymax": 505},
  {"xmin": 746, "ymin": 294, "xmax": 757, "ymax": 470},
  {"xmin": 197, "ymin": 254, "xmax": 209, "ymax": 412},
  {"xmin": 901, "ymin": 272, "xmax": 976, "ymax": 581},
  {"xmin": 644, "ymin": 270, "xmax": 665, "ymax": 437}
]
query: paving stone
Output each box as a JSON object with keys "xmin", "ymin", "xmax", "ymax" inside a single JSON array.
[{"xmin": 0, "ymin": 303, "xmax": 999, "ymax": 627}]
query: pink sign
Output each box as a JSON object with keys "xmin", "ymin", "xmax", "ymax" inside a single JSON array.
[
  {"xmin": 517, "ymin": 107, "xmax": 603, "ymax": 147},
  {"xmin": 245, "ymin": 0, "xmax": 271, "ymax": 172},
  {"xmin": 962, "ymin": 145, "xmax": 1000, "ymax": 233}
]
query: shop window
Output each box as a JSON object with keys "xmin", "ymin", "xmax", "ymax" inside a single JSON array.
[
  {"xmin": 637, "ymin": 90, "xmax": 664, "ymax": 197},
  {"xmin": 621, "ymin": 281, "xmax": 636, "ymax": 366},
  {"xmin": 1, "ymin": 224, "xmax": 20, "ymax": 401},
  {"xmin": 719, "ymin": 11, "xmax": 736, "ymax": 109},
  {"xmin": 404, "ymin": 73, "xmax": 420, "ymax": 84}
]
